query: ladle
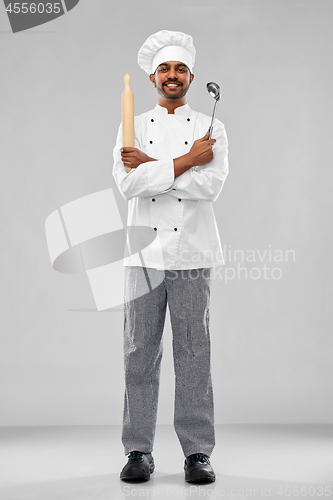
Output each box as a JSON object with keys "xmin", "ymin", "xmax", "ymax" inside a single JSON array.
[{"xmin": 206, "ymin": 82, "xmax": 221, "ymax": 138}]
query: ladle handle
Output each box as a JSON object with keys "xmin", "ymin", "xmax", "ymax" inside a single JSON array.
[{"xmin": 208, "ymin": 99, "xmax": 218, "ymax": 138}]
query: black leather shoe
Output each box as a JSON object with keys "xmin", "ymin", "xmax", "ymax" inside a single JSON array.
[
  {"xmin": 184, "ymin": 453, "xmax": 215, "ymax": 482},
  {"xmin": 120, "ymin": 451, "xmax": 155, "ymax": 481}
]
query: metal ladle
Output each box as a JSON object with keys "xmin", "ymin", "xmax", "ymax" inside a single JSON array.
[{"xmin": 206, "ymin": 82, "xmax": 221, "ymax": 138}]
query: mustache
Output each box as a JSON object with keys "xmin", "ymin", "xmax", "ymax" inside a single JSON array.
[{"xmin": 163, "ymin": 80, "xmax": 182, "ymax": 85}]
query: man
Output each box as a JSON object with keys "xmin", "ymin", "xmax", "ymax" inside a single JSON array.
[{"xmin": 112, "ymin": 30, "xmax": 228, "ymax": 483}]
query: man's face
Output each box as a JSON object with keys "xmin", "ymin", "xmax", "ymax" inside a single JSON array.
[{"xmin": 149, "ymin": 61, "xmax": 194, "ymax": 100}]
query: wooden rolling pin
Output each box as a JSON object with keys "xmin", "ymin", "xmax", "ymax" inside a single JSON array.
[{"xmin": 122, "ymin": 73, "xmax": 134, "ymax": 173}]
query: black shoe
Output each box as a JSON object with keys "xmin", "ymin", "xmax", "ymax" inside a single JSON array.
[
  {"xmin": 184, "ymin": 453, "xmax": 215, "ymax": 482},
  {"xmin": 120, "ymin": 451, "xmax": 155, "ymax": 481}
]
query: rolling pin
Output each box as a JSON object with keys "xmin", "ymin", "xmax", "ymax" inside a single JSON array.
[{"xmin": 122, "ymin": 73, "xmax": 134, "ymax": 173}]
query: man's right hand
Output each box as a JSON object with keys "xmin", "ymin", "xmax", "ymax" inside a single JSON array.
[{"xmin": 188, "ymin": 131, "xmax": 216, "ymax": 167}]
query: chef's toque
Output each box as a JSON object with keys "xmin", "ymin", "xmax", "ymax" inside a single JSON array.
[{"xmin": 138, "ymin": 30, "xmax": 196, "ymax": 75}]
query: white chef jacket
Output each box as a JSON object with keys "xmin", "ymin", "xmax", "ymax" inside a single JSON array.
[{"xmin": 112, "ymin": 103, "xmax": 229, "ymax": 270}]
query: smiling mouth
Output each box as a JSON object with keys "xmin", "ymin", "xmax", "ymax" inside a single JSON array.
[{"xmin": 164, "ymin": 82, "xmax": 181, "ymax": 88}]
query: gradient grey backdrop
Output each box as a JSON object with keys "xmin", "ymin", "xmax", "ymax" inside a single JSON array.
[{"xmin": 1, "ymin": 0, "xmax": 332, "ymax": 426}]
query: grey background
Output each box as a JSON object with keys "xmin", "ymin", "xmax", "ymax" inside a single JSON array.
[{"xmin": 1, "ymin": 0, "xmax": 332, "ymax": 426}]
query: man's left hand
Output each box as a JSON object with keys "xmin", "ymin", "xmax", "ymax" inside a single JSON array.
[{"xmin": 120, "ymin": 147, "xmax": 155, "ymax": 169}]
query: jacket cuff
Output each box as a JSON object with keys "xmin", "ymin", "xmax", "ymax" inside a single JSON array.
[{"xmin": 146, "ymin": 157, "xmax": 175, "ymax": 194}]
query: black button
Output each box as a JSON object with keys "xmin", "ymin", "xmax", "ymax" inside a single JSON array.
[
  {"xmin": 154, "ymin": 227, "xmax": 157, "ymax": 231},
  {"xmin": 152, "ymin": 198, "xmax": 155, "ymax": 202},
  {"xmin": 178, "ymin": 198, "xmax": 181, "ymax": 202},
  {"xmin": 149, "ymin": 140, "xmax": 153, "ymax": 144},
  {"xmin": 185, "ymin": 141, "xmax": 188, "ymax": 145},
  {"xmin": 174, "ymin": 228, "xmax": 178, "ymax": 231},
  {"xmin": 151, "ymin": 119, "xmax": 154, "ymax": 122},
  {"xmin": 187, "ymin": 118, "xmax": 190, "ymax": 122}
]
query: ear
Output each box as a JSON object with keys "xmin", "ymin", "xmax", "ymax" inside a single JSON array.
[
  {"xmin": 149, "ymin": 73, "xmax": 156, "ymax": 87},
  {"xmin": 190, "ymin": 73, "xmax": 194, "ymax": 84}
]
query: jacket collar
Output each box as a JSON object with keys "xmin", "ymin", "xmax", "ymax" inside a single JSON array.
[{"xmin": 154, "ymin": 103, "xmax": 191, "ymax": 116}]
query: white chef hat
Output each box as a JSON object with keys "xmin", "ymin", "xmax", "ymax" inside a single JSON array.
[{"xmin": 138, "ymin": 30, "xmax": 196, "ymax": 75}]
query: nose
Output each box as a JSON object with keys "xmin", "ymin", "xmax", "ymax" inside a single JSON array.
[{"xmin": 168, "ymin": 67, "xmax": 177, "ymax": 79}]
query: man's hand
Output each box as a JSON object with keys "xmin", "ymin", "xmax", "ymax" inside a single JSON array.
[
  {"xmin": 188, "ymin": 131, "xmax": 216, "ymax": 167},
  {"xmin": 120, "ymin": 147, "xmax": 155, "ymax": 169},
  {"xmin": 173, "ymin": 131, "xmax": 216, "ymax": 178}
]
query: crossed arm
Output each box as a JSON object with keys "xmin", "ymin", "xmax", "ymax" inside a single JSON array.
[
  {"xmin": 112, "ymin": 119, "xmax": 228, "ymax": 202},
  {"xmin": 121, "ymin": 131, "xmax": 216, "ymax": 179}
]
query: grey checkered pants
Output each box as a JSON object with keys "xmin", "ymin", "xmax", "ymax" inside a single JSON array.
[{"xmin": 121, "ymin": 266, "xmax": 215, "ymax": 458}]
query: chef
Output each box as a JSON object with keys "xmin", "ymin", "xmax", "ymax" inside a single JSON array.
[{"xmin": 112, "ymin": 30, "xmax": 229, "ymax": 483}]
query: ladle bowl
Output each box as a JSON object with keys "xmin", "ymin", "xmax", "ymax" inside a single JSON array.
[{"xmin": 206, "ymin": 82, "xmax": 221, "ymax": 101}]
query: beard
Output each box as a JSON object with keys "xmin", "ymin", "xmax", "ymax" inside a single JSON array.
[{"xmin": 156, "ymin": 81, "xmax": 190, "ymax": 100}]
